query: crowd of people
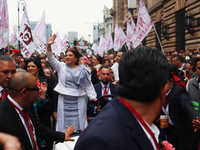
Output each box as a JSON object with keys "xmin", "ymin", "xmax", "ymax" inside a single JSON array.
[{"xmin": 1, "ymin": 37, "xmax": 200, "ymax": 150}]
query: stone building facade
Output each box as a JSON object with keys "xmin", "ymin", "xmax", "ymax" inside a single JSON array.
[
  {"xmin": 100, "ymin": 6, "xmax": 113, "ymax": 39},
  {"xmin": 110, "ymin": 0, "xmax": 200, "ymax": 53}
]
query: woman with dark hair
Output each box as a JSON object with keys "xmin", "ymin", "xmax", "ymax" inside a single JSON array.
[
  {"xmin": 86, "ymin": 64, "xmax": 100, "ymax": 85},
  {"xmin": 25, "ymin": 58, "xmax": 56, "ymax": 150},
  {"xmin": 46, "ymin": 34, "xmax": 97, "ymax": 132},
  {"xmin": 185, "ymin": 57, "xmax": 198, "ymax": 79},
  {"xmin": 92, "ymin": 55, "xmax": 102, "ymax": 78}
]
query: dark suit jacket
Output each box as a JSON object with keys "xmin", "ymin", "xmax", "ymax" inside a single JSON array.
[
  {"xmin": 167, "ymin": 83, "xmax": 200, "ymax": 149},
  {"xmin": 88, "ymin": 82, "xmax": 117, "ymax": 116},
  {"xmin": 0, "ymin": 98, "xmax": 65, "ymax": 150},
  {"xmin": 75, "ymin": 97, "xmax": 154, "ymax": 150}
]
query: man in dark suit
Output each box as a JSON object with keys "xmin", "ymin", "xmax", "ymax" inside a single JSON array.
[
  {"xmin": 74, "ymin": 47, "xmax": 170, "ymax": 150},
  {"xmin": 0, "ymin": 72, "xmax": 76, "ymax": 150},
  {"xmin": 88, "ymin": 65, "xmax": 117, "ymax": 116},
  {"xmin": 161, "ymin": 64, "xmax": 200, "ymax": 150},
  {"xmin": 0, "ymin": 55, "xmax": 16, "ymax": 101}
]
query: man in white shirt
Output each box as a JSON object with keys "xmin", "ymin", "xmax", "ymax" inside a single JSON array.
[{"xmin": 111, "ymin": 52, "xmax": 124, "ymax": 83}]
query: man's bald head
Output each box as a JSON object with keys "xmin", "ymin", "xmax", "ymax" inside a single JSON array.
[{"xmin": 8, "ymin": 72, "xmax": 35, "ymax": 96}]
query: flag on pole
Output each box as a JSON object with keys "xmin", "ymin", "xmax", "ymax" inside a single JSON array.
[
  {"xmin": 91, "ymin": 43, "xmax": 99, "ymax": 55},
  {"xmin": 98, "ymin": 35, "xmax": 107, "ymax": 56},
  {"xmin": 106, "ymin": 32, "xmax": 114, "ymax": 53},
  {"xmin": 113, "ymin": 24, "xmax": 121, "ymax": 51},
  {"xmin": 51, "ymin": 32, "xmax": 62, "ymax": 55},
  {"xmin": 0, "ymin": 0, "xmax": 9, "ymax": 49},
  {"xmin": 33, "ymin": 10, "xmax": 47, "ymax": 54},
  {"xmin": 18, "ymin": 7, "xmax": 34, "ymax": 58},
  {"xmin": 119, "ymin": 27, "xmax": 126, "ymax": 49},
  {"xmin": 126, "ymin": 22, "xmax": 134, "ymax": 50},
  {"xmin": 34, "ymin": 10, "xmax": 46, "ymax": 44},
  {"xmin": 133, "ymin": 0, "xmax": 153, "ymax": 48},
  {"xmin": 9, "ymin": 29, "xmax": 17, "ymax": 46},
  {"xmin": 61, "ymin": 33, "xmax": 70, "ymax": 52}
]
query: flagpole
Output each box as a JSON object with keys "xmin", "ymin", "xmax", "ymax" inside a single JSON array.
[
  {"xmin": 153, "ymin": 25, "xmax": 164, "ymax": 54},
  {"xmin": 124, "ymin": 45, "xmax": 128, "ymax": 52}
]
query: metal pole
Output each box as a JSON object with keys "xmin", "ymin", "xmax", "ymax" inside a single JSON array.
[
  {"xmin": 153, "ymin": 25, "xmax": 164, "ymax": 54},
  {"xmin": 18, "ymin": 1, "xmax": 20, "ymax": 50}
]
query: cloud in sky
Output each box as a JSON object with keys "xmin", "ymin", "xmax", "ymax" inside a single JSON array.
[{"xmin": 8, "ymin": 0, "xmax": 112, "ymax": 42}]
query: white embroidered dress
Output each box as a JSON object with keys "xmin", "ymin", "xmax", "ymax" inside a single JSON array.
[{"xmin": 46, "ymin": 52, "xmax": 96, "ymax": 132}]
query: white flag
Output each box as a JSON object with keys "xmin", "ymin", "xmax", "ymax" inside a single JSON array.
[
  {"xmin": 86, "ymin": 49, "xmax": 92, "ymax": 55},
  {"xmin": 98, "ymin": 35, "xmax": 107, "ymax": 56},
  {"xmin": 51, "ymin": 32, "xmax": 62, "ymax": 55},
  {"xmin": 34, "ymin": 10, "xmax": 46, "ymax": 43},
  {"xmin": 91, "ymin": 43, "xmax": 99, "ymax": 55},
  {"xmin": 106, "ymin": 32, "xmax": 114, "ymax": 53},
  {"xmin": 0, "ymin": 0, "xmax": 9, "ymax": 48},
  {"xmin": 18, "ymin": 7, "xmax": 34, "ymax": 58},
  {"xmin": 126, "ymin": 22, "xmax": 134, "ymax": 50},
  {"xmin": 113, "ymin": 24, "xmax": 121, "ymax": 51},
  {"xmin": 133, "ymin": 0, "xmax": 153, "ymax": 48},
  {"xmin": 9, "ymin": 29, "xmax": 17, "ymax": 46},
  {"xmin": 130, "ymin": 17, "xmax": 137, "ymax": 42},
  {"xmin": 61, "ymin": 33, "xmax": 70, "ymax": 52},
  {"xmin": 119, "ymin": 27, "xmax": 126, "ymax": 49}
]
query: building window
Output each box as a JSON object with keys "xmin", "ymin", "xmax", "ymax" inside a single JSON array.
[
  {"xmin": 156, "ymin": 21, "xmax": 161, "ymax": 51},
  {"xmin": 176, "ymin": 9, "xmax": 185, "ymax": 53}
]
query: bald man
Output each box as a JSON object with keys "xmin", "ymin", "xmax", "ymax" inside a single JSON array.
[{"xmin": 0, "ymin": 72, "xmax": 76, "ymax": 150}]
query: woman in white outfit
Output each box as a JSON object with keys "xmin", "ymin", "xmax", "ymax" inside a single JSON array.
[{"xmin": 46, "ymin": 34, "xmax": 97, "ymax": 132}]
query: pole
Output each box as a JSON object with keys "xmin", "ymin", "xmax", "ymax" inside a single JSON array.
[
  {"xmin": 153, "ymin": 25, "xmax": 164, "ymax": 54},
  {"xmin": 18, "ymin": 1, "xmax": 20, "ymax": 50}
]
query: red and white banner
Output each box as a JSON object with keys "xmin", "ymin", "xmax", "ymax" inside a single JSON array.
[
  {"xmin": 0, "ymin": 0, "xmax": 9, "ymax": 49},
  {"xmin": 91, "ymin": 43, "xmax": 99, "ymax": 55},
  {"xmin": 133, "ymin": 0, "xmax": 153, "ymax": 48},
  {"xmin": 106, "ymin": 32, "xmax": 113, "ymax": 53},
  {"xmin": 51, "ymin": 32, "xmax": 62, "ymax": 55},
  {"xmin": 98, "ymin": 35, "xmax": 107, "ymax": 56},
  {"xmin": 119, "ymin": 27, "xmax": 126, "ymax": 49},
  {"xmin": 9, "ymin": 29, "xmax": 17, "ymax": 46},
  {"xmin": 126, "ymin": 22, "xmax": 134, "ymax": 50},
  {"xmin": 113, "ymin": 24, "xmax": 121, "ymax": 51},
  {"xmin": 18, "ymin": 7, "xmax": 34, "ymax": 58},
  {"xmin": 61, "ymin": 33, "xmax": 70, "ymax": 52}
]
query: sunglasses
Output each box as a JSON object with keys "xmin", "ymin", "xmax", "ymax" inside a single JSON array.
[{"xmin": 18, "ymin": 86, "xmax": 39, "ymax": 93}]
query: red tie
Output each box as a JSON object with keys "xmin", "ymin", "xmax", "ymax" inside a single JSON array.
[
  {"xmin": 22, "ymin": 109, "xmax": 39, "ymax": 150},
  {"xmin": 103, "ymin": 86, "xmax": 108, "ymax": 99},
  {"xmin": 103, "ymin": 86, "xmax": 107, "ymax": 95},
  {"xmin": 163, "ymin": 91, "xmax": 171, "ymax": 109},
  {"xmin": 1, "ymin": 89, "xmax": 8, "ymax": 101}
]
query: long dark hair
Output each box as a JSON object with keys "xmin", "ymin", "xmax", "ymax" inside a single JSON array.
[{"xmin": 25, "ymin": 58, "xmax": 44, "ymax": 77}]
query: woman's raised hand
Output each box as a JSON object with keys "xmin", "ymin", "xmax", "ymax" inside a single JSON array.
[
  {"xmin": 47, "ymin": 34, "xmax": 56, "ymax": 46},
  {"xmin": 47, "ymin": 34, "xmax": 56, "ymax": 53}
]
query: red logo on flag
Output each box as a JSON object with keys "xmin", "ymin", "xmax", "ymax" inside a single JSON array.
[{"xmin": 19, "ymin": 24, "xmax": 33, "ymax": 46}]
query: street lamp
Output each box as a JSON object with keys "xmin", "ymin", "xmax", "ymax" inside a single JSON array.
[
  {"xmin": 18, "ymin": 0, "xmax": 26, "ymax": 50},
  {"xmin": 128, "ymin": 0, "xmax": 137, "ymax": 18}
]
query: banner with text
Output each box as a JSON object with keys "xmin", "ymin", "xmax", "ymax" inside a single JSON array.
[
  {"xmin": 133, "ymin": 0, "xmax": 153, "ymax": 48},
  {"xmin": 18, "ymin": 7, "xmax": 34, "ymax": 58}
]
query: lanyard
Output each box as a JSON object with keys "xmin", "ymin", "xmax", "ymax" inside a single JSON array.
[{"xmin": 118, "ymin": 98, "xmax": 160, "ymax": 150}]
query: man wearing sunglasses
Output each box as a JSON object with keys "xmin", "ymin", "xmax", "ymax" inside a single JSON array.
[{"xmin": 0, "ymin": 72, "xmax": 76, "ymax": 150}]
